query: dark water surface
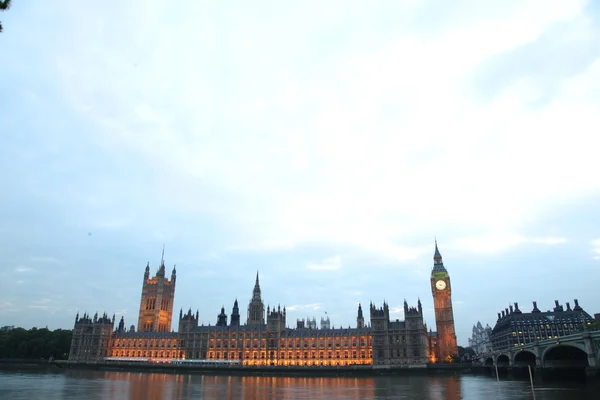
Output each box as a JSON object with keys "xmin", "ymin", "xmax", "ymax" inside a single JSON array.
[{"xmin": 0, "ymin": 370, "xmax": 598, "ymax": 399}]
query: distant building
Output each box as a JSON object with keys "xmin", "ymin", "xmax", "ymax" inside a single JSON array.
[
  {"xmin": 490, "ymin": 300, "xmax": 595, "ymax": 351},
  {"xmin": 0, "ymin": 325, "xmax": 15, "ymax": 332},
  {"xmin": 68, "ymin": 248, "xmax": 434, "ymax": 367},
  {"xmin": 468, "ymin": 321, "xmax": 493, "ymax": 355}
]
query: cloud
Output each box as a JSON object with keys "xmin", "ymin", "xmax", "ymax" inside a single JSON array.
[
  {"xmin": 29, "ymin": 256, "xmax": 61, "ymax": 264},
  {"xmin": 1, "ymin": 0, "xmax": 600, "ymax": 339},
  {"xmin": 0, "ymin": 301, "xmax": 19, "ymax": 313},
  {"xmin": 28, "ymin": 0, "xmax": 597, "ymax": 264},
  {"xmin": 307, "ymin": 256, "xmax": 342, "ymax": 271},
  {"xmin": 15, "ymin": 266, "xmax": 33, "ymax": 273},
  {"xmin": 286, "ymin": 303, "xmax": 323, "ymax": 312},
  {"xmin": 454, "ymin": 234, "xmax": 568, "ymax": 254},
  {"xmin": 593, "ymin": 238, "xmax": 600, "ymax": 260}
]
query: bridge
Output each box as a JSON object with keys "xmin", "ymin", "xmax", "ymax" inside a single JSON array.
[{"xmin": 480, "ymin": 331, "xmax": 600, "ymax": 375}]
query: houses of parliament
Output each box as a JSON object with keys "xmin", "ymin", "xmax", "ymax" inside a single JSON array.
[{"xmin": 68, "ymin": 242, "xmax": 458, "ymax": 367}]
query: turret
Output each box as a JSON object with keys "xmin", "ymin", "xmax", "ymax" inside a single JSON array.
[
  {"xmin": 231, "ymin": 299, "xmax": 240, "ymax": 327},
  {"xmin": 357, "ymin": 303, "xmax": 365, "ymax": 328},
  {"xmin": 144, "ymin": 262, "xmax": 150, "ymax": 281},
  {"xmin": 217, "ymin": 306, "xmax": 228, "ymax": 327}
]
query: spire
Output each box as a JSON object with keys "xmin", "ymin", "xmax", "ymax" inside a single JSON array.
[
  {"xmin": 161, "ymin": 244, "xmax": 165, "ymax": 266},
  {"xmin": 434, "ymin": 238, "xmax": 442, "ymax": 263},
  {"xmin": 432, "ymin": 239, "xmax": 447, "ymax": 273},
  {"xmin": 144, "ymin": 262, "xmax": 150, "ymax": 280},
  {"xmin": 253, "ymin": 271, "xmax": 261, "ymax": 298}
]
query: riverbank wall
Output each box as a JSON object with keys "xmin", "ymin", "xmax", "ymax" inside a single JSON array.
[
  {"xmin": 0, "ymin": 359, "xmax": 489, "ymax": 377},
  {"xmin": 1, "ymin": 359, "xmax": 596, "ymax": 382}
]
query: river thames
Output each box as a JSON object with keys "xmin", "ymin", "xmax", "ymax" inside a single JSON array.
[{"xmin": 0, "ymin": 370, "xmax": 598, "ymax": 399}]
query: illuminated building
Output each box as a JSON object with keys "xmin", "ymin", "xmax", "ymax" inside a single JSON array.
[
  {"xmin": 69, "ymin": 249, "xmax": 437, "ymax": 367},
  {"xmin": 137, "ymin": 246, "xmax": 176, "ymax": 333},
  {"xmin": 428, "ymin": 241, "xmax": 458, "ymax": 361}
]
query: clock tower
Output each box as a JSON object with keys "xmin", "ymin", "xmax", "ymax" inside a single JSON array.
[{"xmin": 430, "ymin": 240, "xmax": 458, "ymax": 361}]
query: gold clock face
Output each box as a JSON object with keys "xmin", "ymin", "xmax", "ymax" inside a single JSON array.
[{"xmin": 435, "ymin": 280, "xmax": 446, "ymax": 290}]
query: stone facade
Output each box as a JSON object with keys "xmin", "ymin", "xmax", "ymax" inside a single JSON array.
[
  {"xmin": 68, "ymin": 312, "xmax": 114, "ymax": 362},
  {"xmin": 490, "ymin": 300, "xmax": 595, "ymax": 351},
  {"xmin": 137, "ymin": 249, "xmax": 176, "ymax": 333},
  {"xmin": 468, "ymin": 321, "xmax": 493, "ymax": 355},
  {"xmin": 429, "ymin": 241, "xmax": 458, "ymax": 361},
  {"xmin": 68, "ymin": 249, "xmax": 444, "ymax": 368}
]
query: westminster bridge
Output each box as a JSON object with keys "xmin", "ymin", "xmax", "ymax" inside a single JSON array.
[{"xmin": 479, "ymin": 330, "xmax": 600, "ymax": 378}]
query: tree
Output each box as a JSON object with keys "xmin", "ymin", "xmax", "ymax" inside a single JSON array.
[
  {"xmin": 458, "ymin": 346, "xmax": 475, "ymax": 358},
  {"xmin": 0, "ymin": 0, "xmax": 13, "ymax": 33},
  {"xmin": 0, "ymin": 327, "xmax": 73, "ymax": 360}
]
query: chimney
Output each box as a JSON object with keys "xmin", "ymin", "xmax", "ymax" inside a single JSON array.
[
  {"xmin": 509, "ymin": 305, "xmax": 514, "ymax": 313},
  {"xmin": 502, "ymin": 310, "xmax": 505, "ymax": 318},
  {"xmin": 497, "ymin": 312, "xmax": 501, "ymax": 320},
  {"xmin": 566, "ymin": 302, "xmax": 571, "ymax": 311}
]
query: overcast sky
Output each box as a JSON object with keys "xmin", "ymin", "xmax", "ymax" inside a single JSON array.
[{"xmin": 1, "ymin": 0, "xmax": 599, "ymax": 346}]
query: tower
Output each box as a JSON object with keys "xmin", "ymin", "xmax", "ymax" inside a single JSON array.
[
  {"xmin": 266, "ymin": 304, "xmax": 286, "ymax": 333},
  {"xmin": 137, "ymin": 246, "xmax": 177, "ymax": 332},
  {"xmin": 369, "ymin": 302, "xmax": 390, "ymax": 366},
  {"xmin": 230, "ymin": 299, "xmax": 240, "ymax": 327},
  {"xmin": 217, "ymin": 306, "xmax": 228, "ymax": 327},
  {"xmin": 430, "ymin": 240, "xmax": 458, "ymax": 361},
  {"xmin": 247, "ymin": 272, "xmax": 265, "ymax": 326},
  {"xmin": 357, "ymin": 303, "xmax": 365, "ymax": 328}
]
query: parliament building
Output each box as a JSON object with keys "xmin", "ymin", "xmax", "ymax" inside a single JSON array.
[{"xmin": 68, "ymin": 243, "xmax": 458, "ymax": 367}]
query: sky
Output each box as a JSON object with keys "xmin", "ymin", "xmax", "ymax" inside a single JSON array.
[{"xmin": 1, "ymin": 0, "xmax": 599, "ymax": 346}]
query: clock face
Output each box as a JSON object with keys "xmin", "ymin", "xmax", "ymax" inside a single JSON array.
[{"xmin": 435, "ymin": 280, "xmax": 446, "ymax": 290}]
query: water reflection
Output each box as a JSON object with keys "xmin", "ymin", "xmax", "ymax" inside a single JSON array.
[{"xmin": 1, "ymin": 370, "xmax": 598, "ymax": 400}]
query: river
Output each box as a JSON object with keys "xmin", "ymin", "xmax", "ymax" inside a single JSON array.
[{"xmin": 0, "ymin": 370, "xmax": 598, "ymax": 399}]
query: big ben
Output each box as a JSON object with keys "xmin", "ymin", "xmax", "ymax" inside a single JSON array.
[{"xmin": 430, "ymin": 240, "xmax": 458, "ymax": 361}]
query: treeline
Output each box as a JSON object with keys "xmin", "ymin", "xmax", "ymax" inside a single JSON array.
[{"xmin": 0, "ymin": 328, "xmax": 72, "ymax": 360}]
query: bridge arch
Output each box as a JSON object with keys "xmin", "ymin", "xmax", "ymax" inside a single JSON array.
[
  {"xmin": 513, "ymin": 350, "xmax": 536, "ymax": 366},
  {"xmin": 496, "ymin": 354, "xmax": 510, "ymax": 366},
  {"xmin": 484, "ymin": 357, "xmax": 494, "ymax": 366},
  {"xmin": 542, "ymin": 344, "xmax": 588, "ymax": 368}
]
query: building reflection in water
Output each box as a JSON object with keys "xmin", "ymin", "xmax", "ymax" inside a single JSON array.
[
  {"xmin": 425, "ymin": 376, "xmax": 462, "ymax": 400},
  {"xmin": 62, "ymin": 370, "xmax": 463, "ymax": 400},
  {"xmin": 198, "ymin": 375, "xmax": 375, "ymax": 400}
]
